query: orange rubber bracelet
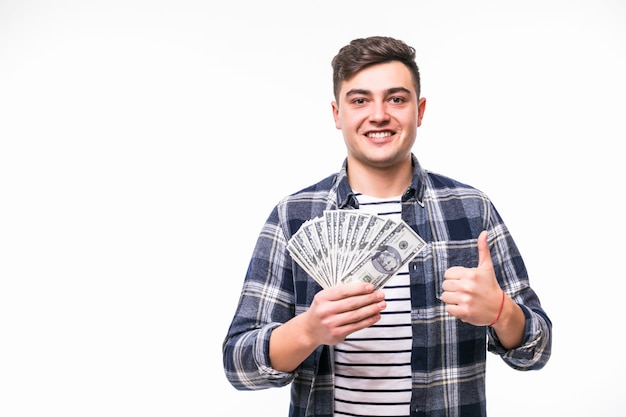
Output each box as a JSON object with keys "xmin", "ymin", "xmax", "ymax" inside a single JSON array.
[{"xmin": 489, "ymin": 290, "xmax": 505, "ymax": 326}]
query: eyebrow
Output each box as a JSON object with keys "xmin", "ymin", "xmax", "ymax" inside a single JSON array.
[{"xmin": 344, "ymin": 86, "xmax": 413, "ymax": 98}]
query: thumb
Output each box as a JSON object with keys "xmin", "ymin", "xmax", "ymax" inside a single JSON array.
[{"xmin": 477, "ymin": 230, "xmax": 493, "ymax": 269}]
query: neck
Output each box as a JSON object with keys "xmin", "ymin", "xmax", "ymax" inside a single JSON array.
[{"xmin": 346, "ymin": 157, "xmax": 413, "ymax": 198}]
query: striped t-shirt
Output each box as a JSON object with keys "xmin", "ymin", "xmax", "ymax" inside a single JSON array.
[{"xmin": 333, "ymin": 194, "xmax": 412, "ymax": 417}]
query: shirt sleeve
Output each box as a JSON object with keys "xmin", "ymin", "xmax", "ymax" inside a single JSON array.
[
  {"xmin": 487, "ymin": 302, "xmax": 552, "ymax": 370},
  {"xmin": 222, "ymin": 206, "xmax": 298, "ymax": 390},
  {"xmin": 485, "ymin": 216, "xmax": 553, "ymax": 371}
]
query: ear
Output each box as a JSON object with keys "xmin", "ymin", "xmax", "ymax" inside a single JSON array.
[
  {"xmin": 417, "ymin": 97, "xmax": 426, "ymax": 127},
  {"xmin": 331, "ymin": 101, "xmax": 341, "ymax": 130}
]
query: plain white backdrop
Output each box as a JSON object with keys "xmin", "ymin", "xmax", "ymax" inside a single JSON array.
[{"xmin": 1, "ymin": 0, "xmax": 625, "ymax": 416}]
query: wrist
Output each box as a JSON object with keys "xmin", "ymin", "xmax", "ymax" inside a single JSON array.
[{"xmin": 488, "ymin": 290, "xmax": 505, "ymax": 327}]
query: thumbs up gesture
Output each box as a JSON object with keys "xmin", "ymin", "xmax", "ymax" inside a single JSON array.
[{"xmin": 441, "ymin": 230, "xmax": 505, "ymax": 327}]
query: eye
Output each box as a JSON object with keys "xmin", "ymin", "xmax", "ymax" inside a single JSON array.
[
  {"xmin": 389, "ymin": 96, "xmax": 405, "ymax": 104},
  {"xmin": 353, "ymin": 97, "xmax": 367, "ymax": 105}
]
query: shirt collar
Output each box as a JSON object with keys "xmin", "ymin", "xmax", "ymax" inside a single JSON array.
[{"xmin": 335, "ymin": 154, "xmax": 425, "ymax": 209}]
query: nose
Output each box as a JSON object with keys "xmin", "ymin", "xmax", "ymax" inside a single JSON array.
[{"xmin": 369, "ymin": 100, "xmax": 389, "ymax": 123}]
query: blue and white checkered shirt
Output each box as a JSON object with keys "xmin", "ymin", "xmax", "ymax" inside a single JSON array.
[{"xmin": 222, "ymin": 154, "xmax": 552, "ymax": 417}]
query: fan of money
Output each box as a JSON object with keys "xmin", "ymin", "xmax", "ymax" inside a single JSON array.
[{"xmin": 287, "ymin": 210, "xmax": 426, "ymax": 290}]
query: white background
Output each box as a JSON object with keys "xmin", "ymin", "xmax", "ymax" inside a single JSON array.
[{"xmin": 1, "ymin": 1, "xmax": 625, "ymax": 416}]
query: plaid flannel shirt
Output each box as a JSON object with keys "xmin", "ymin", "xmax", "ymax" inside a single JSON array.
[{"xmin": 223, "ymin": 154, "xmax": 552, "ymax": 417}]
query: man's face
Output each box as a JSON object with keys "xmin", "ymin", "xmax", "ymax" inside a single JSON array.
[{"xmin": 332, "ymin": 61, "xmax": 426, "ymax": 171}]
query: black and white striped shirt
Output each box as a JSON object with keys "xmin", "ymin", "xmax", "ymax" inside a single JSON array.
[{"xmin": 334, "ymin": 194, "xmax": 411, "ymax": 417}]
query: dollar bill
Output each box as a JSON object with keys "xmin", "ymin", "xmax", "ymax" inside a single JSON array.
[
  {"xmin": 287, "ymin": 210, "xmax": 426, "ymax": 289},
  {"xmin": 340, "ymin": 220, "xmax": 426, "ymax": 290}
]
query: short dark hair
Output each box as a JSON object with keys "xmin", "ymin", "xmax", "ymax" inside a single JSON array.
[{"xmin": 331, "ymin": 36, "xmax": 421, "ymax": 101}]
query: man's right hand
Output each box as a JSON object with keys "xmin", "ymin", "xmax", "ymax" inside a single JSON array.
[{"xmin": 269, "ymin": 282, "xmax": 386, "ymax": 372}]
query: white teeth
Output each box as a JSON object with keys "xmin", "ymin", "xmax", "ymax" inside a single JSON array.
[{"xmin": 367, "ymin": 132, "xmax": 392, "ymax": 138}]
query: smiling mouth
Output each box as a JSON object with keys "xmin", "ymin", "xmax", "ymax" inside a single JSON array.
[{"xmin": 366, "ymin": 131, "xmax": 394, "ymax": 138}]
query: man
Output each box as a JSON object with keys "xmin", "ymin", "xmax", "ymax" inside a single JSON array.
[{"xmin": 223, "ymin": 36, "xmax": 552, "ymax": 417}]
